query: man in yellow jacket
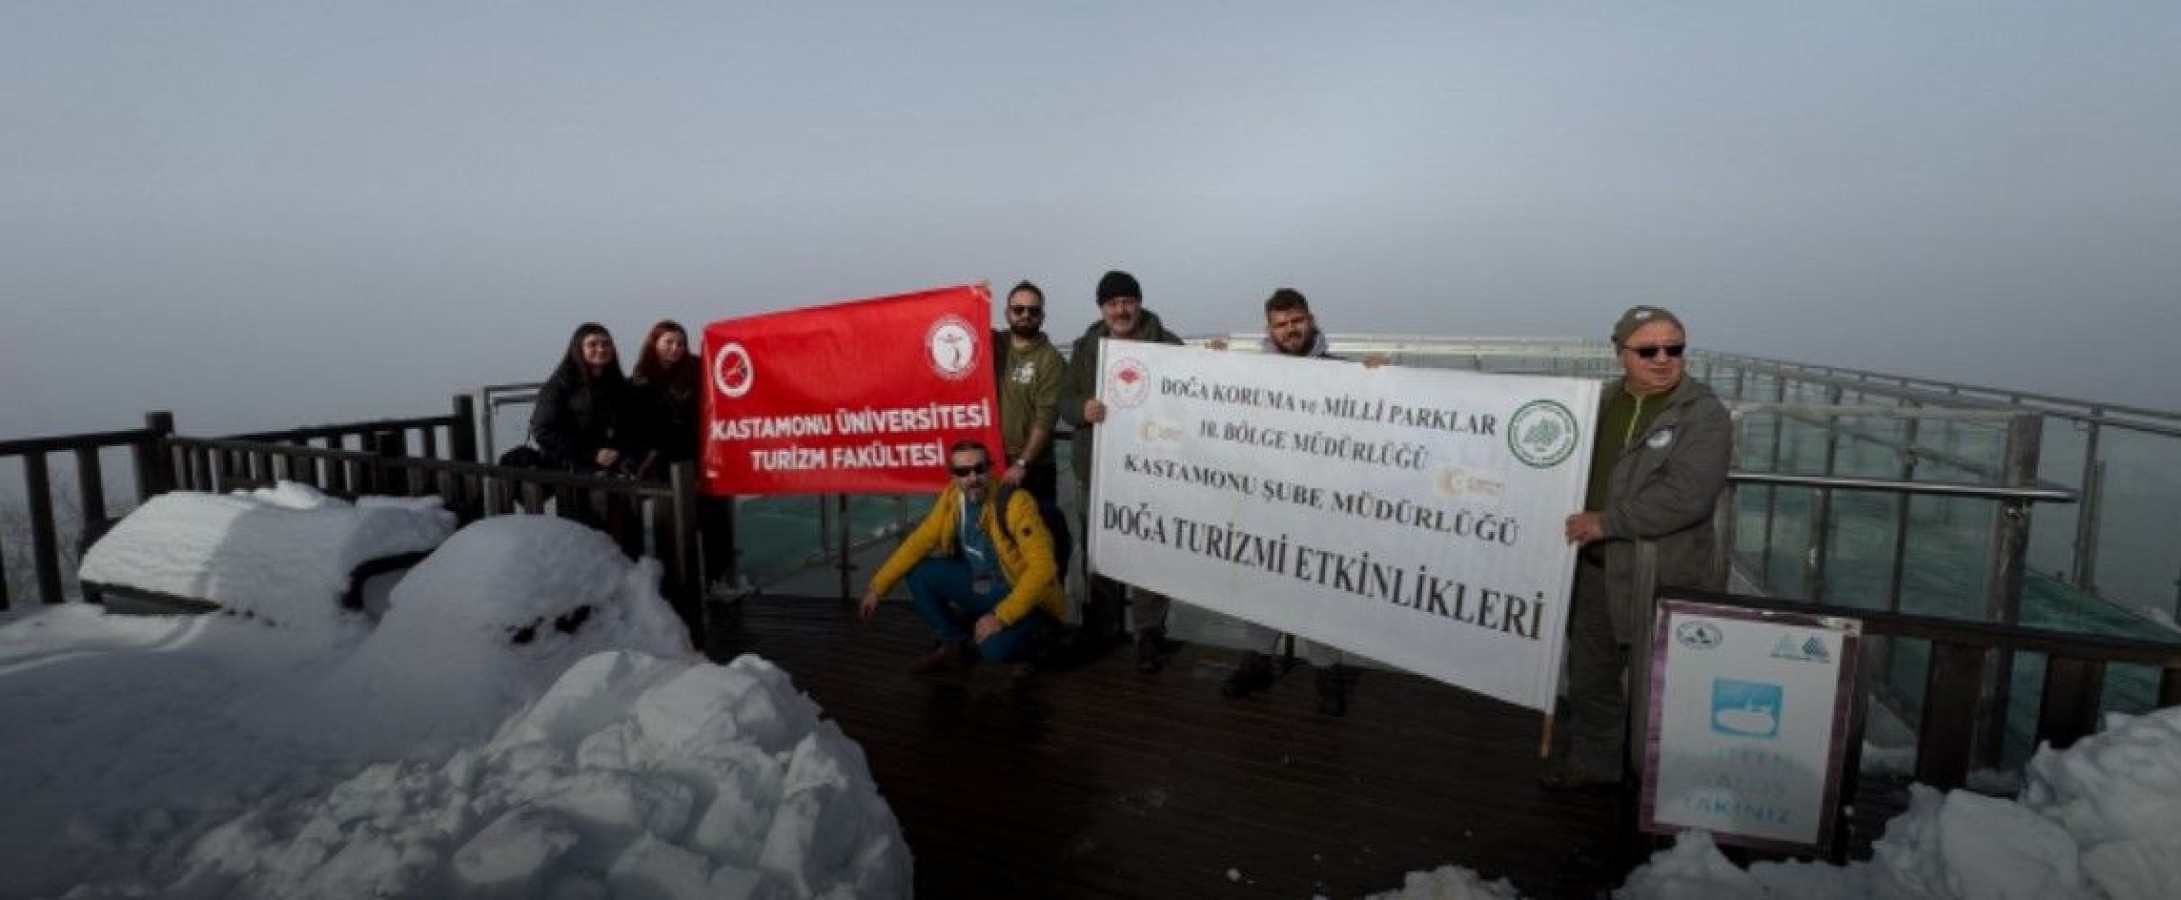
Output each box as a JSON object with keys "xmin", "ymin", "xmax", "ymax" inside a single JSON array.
[{"xmin": 858, "ymin": 439, "xmax": 1069, "ymax": 675}]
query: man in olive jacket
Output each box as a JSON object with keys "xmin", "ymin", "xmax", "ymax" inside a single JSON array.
[
  {"xmin": 994, "ymin": 280, "xmax": 1072, "ymax": 579},
  {"xmin": 1058, "ymin": 270, "xmax": 1186, "ymax": 671},
  {"xmin": 1547, "ymin": 305, "xmax": 1733, "ymax": 790},
  {"xmin": 858, "ymin": 440, "xmax": 1068, "ymax": 675}
]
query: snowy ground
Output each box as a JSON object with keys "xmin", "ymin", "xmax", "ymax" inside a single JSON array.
[
  {"xmin": 10, "ymin": 482, "xmax": 2178, "ymax": 899},
  {"xmin": 0, "ymin": 486, "xmax": 907, "ymax": 899}
]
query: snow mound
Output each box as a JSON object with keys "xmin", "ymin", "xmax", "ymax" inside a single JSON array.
[
  {"xmin": 160, "ymin": 650, "xmax": 911, "ymax": 900},
  {"xmin": 1614, "ymin": 705, "xmax": 2181, "ymax": 900},
  {"xmin": 77, "ymin": 483, "xmax": 455, "ymax": 635},
  {"xmin": 285, "ymin": 514, "xmax": 696, "ymax": 755},
  {"xmin": 1365, "ymin": 863, "xmax": 1526, "ymax": 899}
]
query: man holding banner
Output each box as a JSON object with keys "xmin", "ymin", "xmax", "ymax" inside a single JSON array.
[
  {"xmin": 1546, "ymin": 305, "xmax": 1733, "ymax": 791},
  {"xmin": 1219, "ymin": 289, "xmax": 1361, "ymax": 715},
  {"xmin": 1059, "ymin": 270, "xmax": 1187, "ymax": 672}
]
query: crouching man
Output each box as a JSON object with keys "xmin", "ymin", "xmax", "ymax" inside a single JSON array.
[{"xmin": 857, "ymin": 439, "xmax": 1068, "ymax": 677}]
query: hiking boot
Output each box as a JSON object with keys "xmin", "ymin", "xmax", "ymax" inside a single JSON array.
[
  {"xmin": 1133, "ymin": 629, "xmax": 1165, "ymax": 673},
  {"xmin": 911, "ymin": 641, "xmax": 968, "ymax": 675},
  {"xmin": 1222, "ymin": 652, "xmax": 1276, "ymax": 698},
  {"xmin": 1314, "ymin": 664, "xmax": 1348, "ymax": 716}
]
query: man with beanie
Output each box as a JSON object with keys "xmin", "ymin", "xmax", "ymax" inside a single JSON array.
[
  {"xmin": 1543, "ymin": 305, "xmax": 1732, "ymax": 790},
  {"xmin": 1059, "ymin": 270, "xmax": 1187, "ymax": 672}
]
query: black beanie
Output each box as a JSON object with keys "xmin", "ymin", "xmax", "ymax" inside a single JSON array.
[{"xmin": 1095, "ymin": 270, "xmax": 1142, "ymax": 305}]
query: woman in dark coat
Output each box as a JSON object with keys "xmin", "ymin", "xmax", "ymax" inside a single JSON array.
[
  {"xmin": 625, "ymin": 319, "xmax": 735, "ymax": 588},
  {"xmin": 530, "ymin": 323, "xmax": 631, "ymax": 473},
  {"xmin": 626, "ymin": 320, "xmax": 701, "ymax": 480}
]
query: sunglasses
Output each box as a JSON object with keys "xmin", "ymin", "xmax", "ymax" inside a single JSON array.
[
  {"xmin": 948, "ymin": 461, "xmax": 992, "ymax": 477},
  {"xmin": 1626, "ymin": 343, "xmax": 1687, "ymax": 359},
  {"xmin": 1007, "ymin": 305, "xmax": 1044, "ymax": 317}
]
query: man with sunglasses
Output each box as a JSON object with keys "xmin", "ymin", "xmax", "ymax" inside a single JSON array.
[
  {"xmin": 858, "ymin": 439, "xmax": 1067, "ymax": 676},
  {"xmin": 1544, "ymin": 305, "xmax": 1732, "ymax": 791},
  {"xmin": 993, "ymin": 281, "xmax": 1071, "ymax": 578},
  {"xmin": 1059, "ymin": 269, "xmax": 1187, "ymax": 672}
]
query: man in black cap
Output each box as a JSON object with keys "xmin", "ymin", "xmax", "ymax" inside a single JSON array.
[
  {"xmin": 1058, "ymin": 270, "xmax": 1187, "ymax": 672},
  {"xmin": 1543, "ymin": 305, "xmax": 1732, "ymax": 790}
]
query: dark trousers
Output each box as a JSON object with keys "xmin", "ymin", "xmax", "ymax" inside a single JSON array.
[
  {"xmin": 1074, "ymin": 475, "xmax": 1167, "ymax": 640},
  {"xmin": 905, "ymin": 557, "xmax": 1056, "ymax": 662},
  {"xmin": 1558, "ymin": 559, "xmax": 1627, "ymax": 778}
]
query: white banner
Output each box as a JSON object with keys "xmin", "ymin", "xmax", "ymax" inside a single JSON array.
[{"xmin": 1088, "ymin": 341, "xmax": 1599, "ymax": 711}]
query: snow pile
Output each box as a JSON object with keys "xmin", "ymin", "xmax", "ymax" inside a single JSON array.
[
  {"xmin": 77, "ymin": 482, "xmax": 456, "ymax": 634},
  {"xmin": 1616, "ymin": 705, "xmax": 2181, "ymax": 900},
  {"xmin": 2018, "ymin": 708, "xmax": 2181, "ymax": 900},
  {"xmin": 5, "ymin": 511, "xmax": 908, "ymax": 899},
  {"xmin": 1365, "ymin": 864, "xmax": 1524, "ymax": 899},
  {"xmin": 300, "ymin": 515, "xmax": 694, "ymax": 751},
  {"xmin": 161, "ymin": 651, "xmax": 910, "ymax": 900}
]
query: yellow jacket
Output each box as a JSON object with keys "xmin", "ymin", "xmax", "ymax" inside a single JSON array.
[{"xmin": 868, "ymin": 483, "xmax": 1067, "ymax": 627}]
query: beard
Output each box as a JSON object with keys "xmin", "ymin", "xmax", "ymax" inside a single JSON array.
[{"xmin": 1008, "ymin": 321, "xmax": 1042, "ymax": 339}]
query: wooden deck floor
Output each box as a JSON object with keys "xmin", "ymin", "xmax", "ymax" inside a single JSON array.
[{"xmin": 704, "ymin": 595, "xmax": 1628, "ymax": 899}]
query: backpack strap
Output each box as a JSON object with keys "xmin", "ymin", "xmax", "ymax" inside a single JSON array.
[{"xmin": 990, "ymin": 481, "xmax": 1021, "ymax": 551}]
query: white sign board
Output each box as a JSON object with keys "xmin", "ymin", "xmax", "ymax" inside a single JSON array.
[
  {"xmin": 1088, "ymin": 341, "xmax": 1599, "ymax": 712},
  {"xmin": 1641, "ymin": 599, "xmax": 1862, "ymax": 854}
]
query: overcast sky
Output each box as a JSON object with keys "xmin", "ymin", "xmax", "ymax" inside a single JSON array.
[{"xmin": 4, "ymin": 1, "xmax": 2177, "ymax": 438}]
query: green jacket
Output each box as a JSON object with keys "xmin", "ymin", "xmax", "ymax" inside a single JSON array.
[
  {"xmin": 1591, "ymin": 375, "xmax": 1733, "ymax": 642},
  {"xmin": 868, "ymin": 483, "xmax": 1067, "ymax": 627},
  {"xmin": 996, "ymin": 332, "xmax": 1065, "ymax": 463},
  {"xmin": 1058, "ymin": 308, "xmax": 1185, "ymax": 486}
]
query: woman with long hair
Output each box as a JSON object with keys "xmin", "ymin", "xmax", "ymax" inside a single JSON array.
[
  {"xmin": 529, "ymin": 322, "xmax": 631, "ymax": 473},
  {"xmin": 626, "ymin": 319, "xmax": 735, "ymax": 589},
  {"xmin": 627, "ymin": 320, "xmax": 702, "ymax": 479}
]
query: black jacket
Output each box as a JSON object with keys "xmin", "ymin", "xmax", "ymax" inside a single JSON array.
[
  {"xmin": 626, "ymin": 375, "xmax": 701, "ymax": 477},
  {"xmin": 530, "ymin": 367, "xmax": 629, "ymax": 472}
]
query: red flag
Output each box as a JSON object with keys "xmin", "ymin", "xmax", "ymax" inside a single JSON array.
[{"xmin": 701, "ymin": 284, "xmax": 1003, "ymax": 496}]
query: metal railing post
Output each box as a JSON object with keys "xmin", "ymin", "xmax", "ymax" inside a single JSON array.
[
  {"xmin": 2070, "ymin": 410, "xmax": 2104, "ymax": 592},
  {"xmin": 837, "ymin": 494, "xmax": 854, "ymax": 600},
  {"xmin": 1974, "ymin": 412, "xmax": 2043, "ymax": 768},
  {"xmin": 1874, "ymin": 409, "xmax": 1922, "ymax": 694},
  {"xmin": 1801, "ymin": 385, "xmax": 1845, "ymax": 601},
  {"xmin": 1760, "ymin": 375, "xmax": 1788, "ymax": 587}
]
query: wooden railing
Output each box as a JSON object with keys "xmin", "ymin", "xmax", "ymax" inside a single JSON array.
[
  {"xmin": 0, "ymin": 412, "xmax": 174, "ymax": 608},
  {"xmin": 220, "ymin": 394, "xmax": 478, "ymax": 465},
  {"xmin": 3, "ymin": 398, "xmax": 708, "ymax": 637}
]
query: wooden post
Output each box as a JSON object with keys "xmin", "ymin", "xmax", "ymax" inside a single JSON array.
[
  {"xmin": 137, "ymin": 411, "xmax": 176, "ymax": 498},
  {"xmin": 670, "ymin": 462, "xmax": 706, "ymax": 638},
  {"xmin": 24, "ymin": 454, "xmax": 63, "ymax": 605},
  {"xmin": 74, "ymin": 446, "xmax": 109, "ymax": 605},
  {"xmin": 369, "ymin": 430, "xmax": 405, "ymax": 495},
  {"xmin": 450, "ymin": 394, "xmax": 480, "ymax": 463}
]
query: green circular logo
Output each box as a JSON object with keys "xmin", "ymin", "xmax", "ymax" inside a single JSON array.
[{"xmin": 1508, "ymin": 399, "xmax": 1580, "ymax": 468}]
